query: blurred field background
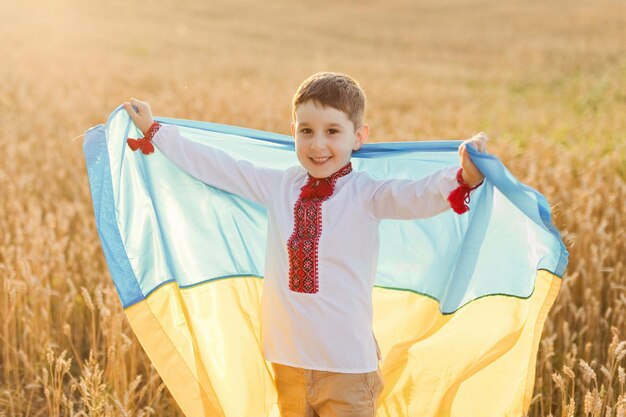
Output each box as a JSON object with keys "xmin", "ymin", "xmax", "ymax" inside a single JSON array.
[{"xmin": 1, "ymin": 0, "xmax": 625, "ymax": 415}]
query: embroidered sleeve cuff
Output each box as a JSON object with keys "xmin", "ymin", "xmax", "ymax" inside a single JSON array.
[
  {"xmin": 447, "ymin": 168, "xmax": 483, "ymax": 214},
  {"xmin": 127, "ymin": 121, "xmax": 161, "ymax": 155}
]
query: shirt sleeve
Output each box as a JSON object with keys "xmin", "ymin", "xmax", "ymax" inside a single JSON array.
[
  {"xmin": 362, "ymin": 166, "xmax": 462, "ymax": 220},
  {"xmin": 151, "ymin": 123, "xmax": 284, "ymax": 207}
]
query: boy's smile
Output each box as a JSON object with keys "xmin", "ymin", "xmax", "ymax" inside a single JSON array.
[{"xmin": 291, "ymin": 100, "xmax": 369, "ymax": 179}]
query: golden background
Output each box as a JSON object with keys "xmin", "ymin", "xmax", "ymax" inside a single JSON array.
[{"xmin": 1, "ymin": 0, "xmax": 624, "ymax": 415}]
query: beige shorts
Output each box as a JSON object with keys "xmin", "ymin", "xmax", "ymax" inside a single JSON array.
[{"xmin": 271, "ymin": 362, "xmax": 385, "ymax": 417}]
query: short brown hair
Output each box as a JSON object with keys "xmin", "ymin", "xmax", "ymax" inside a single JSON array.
[{"xmin": 292, "ymin": 72, "xmax": 366, "ymax": 131}]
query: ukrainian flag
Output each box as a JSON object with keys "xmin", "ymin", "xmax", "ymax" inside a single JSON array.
[{"xmin": 83, "ymin": 106, "xmax": 567, "ymax": 417}]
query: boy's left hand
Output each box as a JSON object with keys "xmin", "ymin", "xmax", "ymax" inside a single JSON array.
[{"xmin": 459, "ymin": 132, "xmax": 488, "ymax": 186}]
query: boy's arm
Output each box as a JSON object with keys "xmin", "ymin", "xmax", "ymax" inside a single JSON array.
[
  {"xmin": 364, "ymin": 133, "xmax": 488, "ymax": 220},
  {"xmin": 150, "ymin": 123, "xmax": 283, "ymax": 207},
  {"xmin": 122, "ymin": 98, "xmax": 283, "ymax": 207},
  {"xmin": 364, "ymin": 166, "xmax": 465, "ymax": 220}
]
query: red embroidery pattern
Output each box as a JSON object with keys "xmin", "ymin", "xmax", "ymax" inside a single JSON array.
[
  {"xmin": 127, "ymin": 121, "xmax": 161, "ymax": 155},
  {"xmin": 447, "ymin": 168, "xmax": 483, "ymax": 214},
  {"xmin": 287, "ymin": 163, "xmax": 352, "ymax": 294}
]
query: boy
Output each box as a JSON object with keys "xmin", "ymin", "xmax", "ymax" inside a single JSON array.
[{"xmin": 122, "ymin": 72, "xmax": 486, "ymax": 417}]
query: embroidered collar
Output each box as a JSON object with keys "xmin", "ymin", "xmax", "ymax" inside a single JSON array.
[{"xmin": 299, "ymin": 162, "xmax": 353, "ymax": 200}]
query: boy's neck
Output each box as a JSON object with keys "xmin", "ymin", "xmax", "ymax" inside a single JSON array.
[{"xmin": 299, "ymin": 162, "xmax": 353, "ymax": 200}]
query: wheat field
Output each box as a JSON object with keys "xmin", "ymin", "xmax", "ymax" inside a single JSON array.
[{"xmin": 1, "ymin": 0, "xmax": 625, "ymax": 415}]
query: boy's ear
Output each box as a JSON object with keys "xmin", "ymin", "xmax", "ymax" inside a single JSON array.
[
  {"xmin": 353, "ymin": 124, "xmax": 370, "ymax": 151},
  {"xmin": 291, "ymin": 122, "xmax": 295, "ymax": 137}
]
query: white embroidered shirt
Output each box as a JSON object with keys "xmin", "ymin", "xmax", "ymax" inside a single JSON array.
[{"xmin": 152, "ymin": 124, "xmax": 460, "ymax": 373}]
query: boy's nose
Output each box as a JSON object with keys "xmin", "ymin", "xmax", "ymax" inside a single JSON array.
[{"xmin": 311, "ymin": 135, "xmax": 327, "ymax": 150}]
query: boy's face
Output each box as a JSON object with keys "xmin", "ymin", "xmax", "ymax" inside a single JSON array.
[{"xmin": 291, "ymin": 100, "xmax": 369, "ymax": 179}]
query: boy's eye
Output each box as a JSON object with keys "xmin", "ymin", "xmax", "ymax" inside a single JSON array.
[
  {"xmin": 300, "ymin": 128, "xmax": 312, "ymax": 134},
  {"xmin": 328, "ymin": 129, "xmax": 339, "ymax": 134}
]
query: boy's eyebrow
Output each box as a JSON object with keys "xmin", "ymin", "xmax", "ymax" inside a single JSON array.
[{"xmin": 298, "ymin": 122, "xmax": 343, "ymax": 127}]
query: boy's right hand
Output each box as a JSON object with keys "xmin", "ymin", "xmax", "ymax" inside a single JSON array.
[{"xmin": 123, "ymin": 98, "xmax": 154, "ymax": 135}]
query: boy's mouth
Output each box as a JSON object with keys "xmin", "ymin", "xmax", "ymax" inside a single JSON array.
[{"xmin": 310, "ymin": 156, "xmax": 332, "ymax": 165}]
